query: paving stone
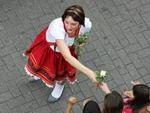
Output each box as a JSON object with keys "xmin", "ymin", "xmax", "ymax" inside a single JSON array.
[
  {"xmin": 72, "ymin": 103, "xmax": 82, "ymax": 113},
  {"xmin": 117, "ymin": 4, "xmax": 131, "ymax": 20},
  {"xmin": 129, "ymin": 53, "xmax": 143, "ymax": 69},
  {"xmin": 0, "ymin": 8, "xmax": 8, "ymax": 21},
  {"xmin": 104, "ymin": 0, "xmax": 118, "ymax": 16},
  {"xmin": 7, "ymin": 81, "xmax": 21, "ymax": 97},
  {"xmin": 91, "ymin": 86, "xmax": 105, "ymax": 103},
  {"xmin": 131, "ymin": 23, "xmax": 148, "ymax": 34},
  {"xmin": 98, "ymin": 14, "xmax": 114, "ymax": 36},
  {"xmin": 19, "ymin": 85, "xmax": 34, "ymax": 102},
  {"xmin": 11, "ymin": 107, "xmax": 23, "ymax": 113},
  {"xmin": 138, "ymin": 47, "xmax": 150, "ymax": 58},
  {"xmin": 143, "ymin": 30, "xmax": 150, "ymax": 43},
  {"xmin": 0, "ymin": 91, "xmax": 13, "ymax": 103},
  {"xmin": 101, "ymin": 55, "xmax": 115, "ymax": 70},
  {"xmin": 92, "ymin": 40, "xmax": 107, "ymax": 56},
  {"xmin": 117, "ymin": 49, "xmax": 131, "ymax": 65},
  {"xmin": 113, "ymin": 0, "xmax": 125, "ymax": 6},
  {"xmin": 2, "ymin": 55, "xmax": 16, "ymax": 71},
  {"xmin": 104, "ymin": 43, "xmax": 118, "ymax": 60},
  {"xmin": 141, "ymin": 0, "xmax": 150, "ymax": 4},
  {"xmin": 122, "ymin": 73, "xmax": 134, "ymax": 88},
  {"xmin": 0, "ymin": 103, "xmax": 11, "ymax": 113},
  {"xmin": 138, "ymin": 67, "xmax": 148, "ymax": 77},
  {"xmin": 123, "ymin": 28, "xmax": 137, "ymax": 44},
  {"xmin": 33, "ymin": 105, "xmax": 51, "ymax": 113},
  {"xmin": 125, "ymin": 0, "xmax": 142, "ymax": 9},
  {"xmin": 68, "ymin": 83, "xmax": 81, "ymax": 94},
  {"xmin": 78, "ymin": 80, "xmax": 94, "ymax": 97},
  {"xmin": 20, "ymin": 100, "xmax": 39, "ymax": 113},
  {"xmin": 125, "ymin": 43, "xmax": 142, "ymax": 54},
  {"xmin": 143, "ymin": 74, "xmax": 150, "ymax": 84},
  {"xmin": 129, "ymin": 9, "xmax": 144, "ymax": 24},
  {"xmin": 126, "ymin": 64, "xmax": 141, "ymax": 79},
  {"xmin": 0, "ymin": 44, "xmax": 16, "ymax": 57},
  {"xmin": 113, "ymin": 58, "xmax": 128, "ymax": 75},
  {"xmin": 107, "ymin": 15, "xmax": 124, "ymax": 25},
  {"xmin": 0, "ymin": 84, "xmax": 8, "ymax": 94},
  {"xmin": 119, "ymin": 19, "xmax": 135, "ymax": 29},
  {"xmin": 109, "ymin": 34, "xmax": 122, "ymax": 50},
  {"xmin": 110, "ymin": 69, "xmax": 125, "ymax": 85},
  {"xmin": 138, "ymin": 4, "xmax": 150, "ymax": 14},
  {"xmin": 135, "ymin": 33, "xmax": 150, "ymax": 48},
  {"xmin": 140, "ymin": 56, "xmax": 150, "ymax": 73},
  {"xmin": 141, "ymin": 14, "xmax": 150, "ymax": 27},
  {"xmin": 7, "ymin": 96, "xmax": 26, "ymax": 109},
  {"xmin": 111, "ymin": 24, "xmax": 126, "ymax": 40},
  {"xmin": 119, "ymin": 38, "xmax": 130, "ymax": 47}
]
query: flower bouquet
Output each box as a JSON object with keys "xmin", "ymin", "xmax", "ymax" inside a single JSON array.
[
  {"xmin": 74, "ymin": 32, "xmax": 90, "ymax": 56},
  {"xmin": 94, "ymin": 70, "xmax": 108, "ymax": 83}
]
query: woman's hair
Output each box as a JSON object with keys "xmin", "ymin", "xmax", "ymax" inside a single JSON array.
[
  {"xmin": 129, "ymin": 84, "xmax": 150, "ymax": 112},
  {"xmin": 62, "ymin": 5, "xmax": 85, "ymax": 26},
  {"xmin": 103, "ymin": 91, "xmax": 123, "ymax": 113}
]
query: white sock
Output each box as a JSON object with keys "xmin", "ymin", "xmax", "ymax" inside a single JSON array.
[
  {"xmin": 51, "ymin": 82, "xmax": 65, "ymax": 98},
  {"xmin": 33, "ymin": 76, "xmax": 40, "ymax": 80}
]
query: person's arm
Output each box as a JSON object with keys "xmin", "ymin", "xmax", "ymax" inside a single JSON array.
[
  {"xmin": 123, "ymin": 81, "xmax": 141, "ymax": 99},
  {"xmin": 56, "ymin": 39, "xmax": 97, "ymax": 84},
  {"xmin": 99, "ymin": 82, "xmax": 111, "ymax": 94},
  {"xmin": 66, "ymin": 97, "xmax": 77, "ymax": 113}
]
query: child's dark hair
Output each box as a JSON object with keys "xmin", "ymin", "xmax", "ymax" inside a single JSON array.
[{"xmin": 129, "ymin": 84, "xmax": 150, "ymax": 112}]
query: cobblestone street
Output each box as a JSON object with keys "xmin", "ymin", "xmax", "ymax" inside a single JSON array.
[{"xmin": 0, "ymin": 0, "xmax": 150, "ymax": 113}]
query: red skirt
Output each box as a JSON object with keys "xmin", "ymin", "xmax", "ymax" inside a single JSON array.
[{"xmin": 24, "ymin": 27, "xmax": 77, "ymax": 86}]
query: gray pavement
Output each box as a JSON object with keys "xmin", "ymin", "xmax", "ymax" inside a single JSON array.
[{"xmin": 0, "ymin": 0, "xmax": 150, "ymax": 113}]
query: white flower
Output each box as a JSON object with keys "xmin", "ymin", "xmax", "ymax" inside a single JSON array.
[{"xmin": 100, "ymin": 70, "xmax": 107, "ymax": 77}]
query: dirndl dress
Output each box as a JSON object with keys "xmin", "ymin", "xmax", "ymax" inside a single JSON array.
[{"xmin": 24, "ymin": 27, "xmax": 78, "ymax": 87}]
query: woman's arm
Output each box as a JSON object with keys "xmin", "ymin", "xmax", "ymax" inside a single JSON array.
[{"xmin": 56, "ymin": 39, "xmax": 97, "ymax": 83}]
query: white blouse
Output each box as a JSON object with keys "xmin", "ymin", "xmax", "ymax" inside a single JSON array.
[{"xmin": 46, "ymin": 17, "xmax": 92, "ymax": 52}]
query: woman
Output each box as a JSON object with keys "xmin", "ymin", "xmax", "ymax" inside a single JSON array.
[{"xmin": 23, "ymin": 5, "xmax": 98, "ymax": 103}]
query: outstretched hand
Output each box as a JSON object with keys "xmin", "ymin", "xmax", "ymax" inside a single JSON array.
[
  {"xmin": 68, "ymin": 97, "xmax": 77, "ymax": 105},
  {"xmin": 131, "ymin": 81, "xmax": 141, "ymax": 85},
  {"xmin": 99, "ymin": 82, "xmax": 111, "ymax": 94},
  {"xmin": 123, "ymin": 90, "xmax": 134, "ymax": 99}
]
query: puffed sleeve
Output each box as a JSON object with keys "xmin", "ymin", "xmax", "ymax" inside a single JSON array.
[
  {"xmin": 49, "ymin": 19, "xmax": 66, "ymax": 39},
  {"xmin": 84, "ymin": 18, "xmax": 92, "ymax": 32}
]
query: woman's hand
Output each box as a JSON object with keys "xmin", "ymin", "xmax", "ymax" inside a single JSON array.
[
  {"xmin": 99, "ymin": 82, "xmax": 111, "ymax": 94},
  {"xmin": 89, "ymin": 71, "xmax": 100, "ymax": 87},
  {"xmin": 68, "ymin": 97, "xmax": 77, "ymax": 106}
]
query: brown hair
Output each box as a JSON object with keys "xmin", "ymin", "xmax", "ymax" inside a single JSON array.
[
  {"xmin": 62, "ymin": 5, "xmax": 85, "ymax": 26},
  {"xmin": 103, "ymin": 91, "xmax": 123, "ymax": 113}
]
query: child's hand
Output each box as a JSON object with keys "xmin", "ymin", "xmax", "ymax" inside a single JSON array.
[
  {"xmin": 68, "ymin": 97, "xmax": 77, "ymax": 105},
  {"xmin": 123, "ymin": 90, "xmax": 134, "ymax": 99},
  {"xmin": 131, "ymin": 81, "xmax": 141, "ymax": 85},
  {"xmin": 99, "ymin": 82, "xmax": 111, "ymax": 94}
]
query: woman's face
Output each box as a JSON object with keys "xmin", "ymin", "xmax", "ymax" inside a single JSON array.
[{"xmin": 64, "ymin": 16, "xmax": 80, "ymax": 34}]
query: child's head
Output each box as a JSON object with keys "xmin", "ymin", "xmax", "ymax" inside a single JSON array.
[
  {"xmin": 131, "ymin": 84, "xmax": 150, "ymax": 110},
  {"xmin": 103, "ymin": 91, "xmax": 123, "ymax": 113}
]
